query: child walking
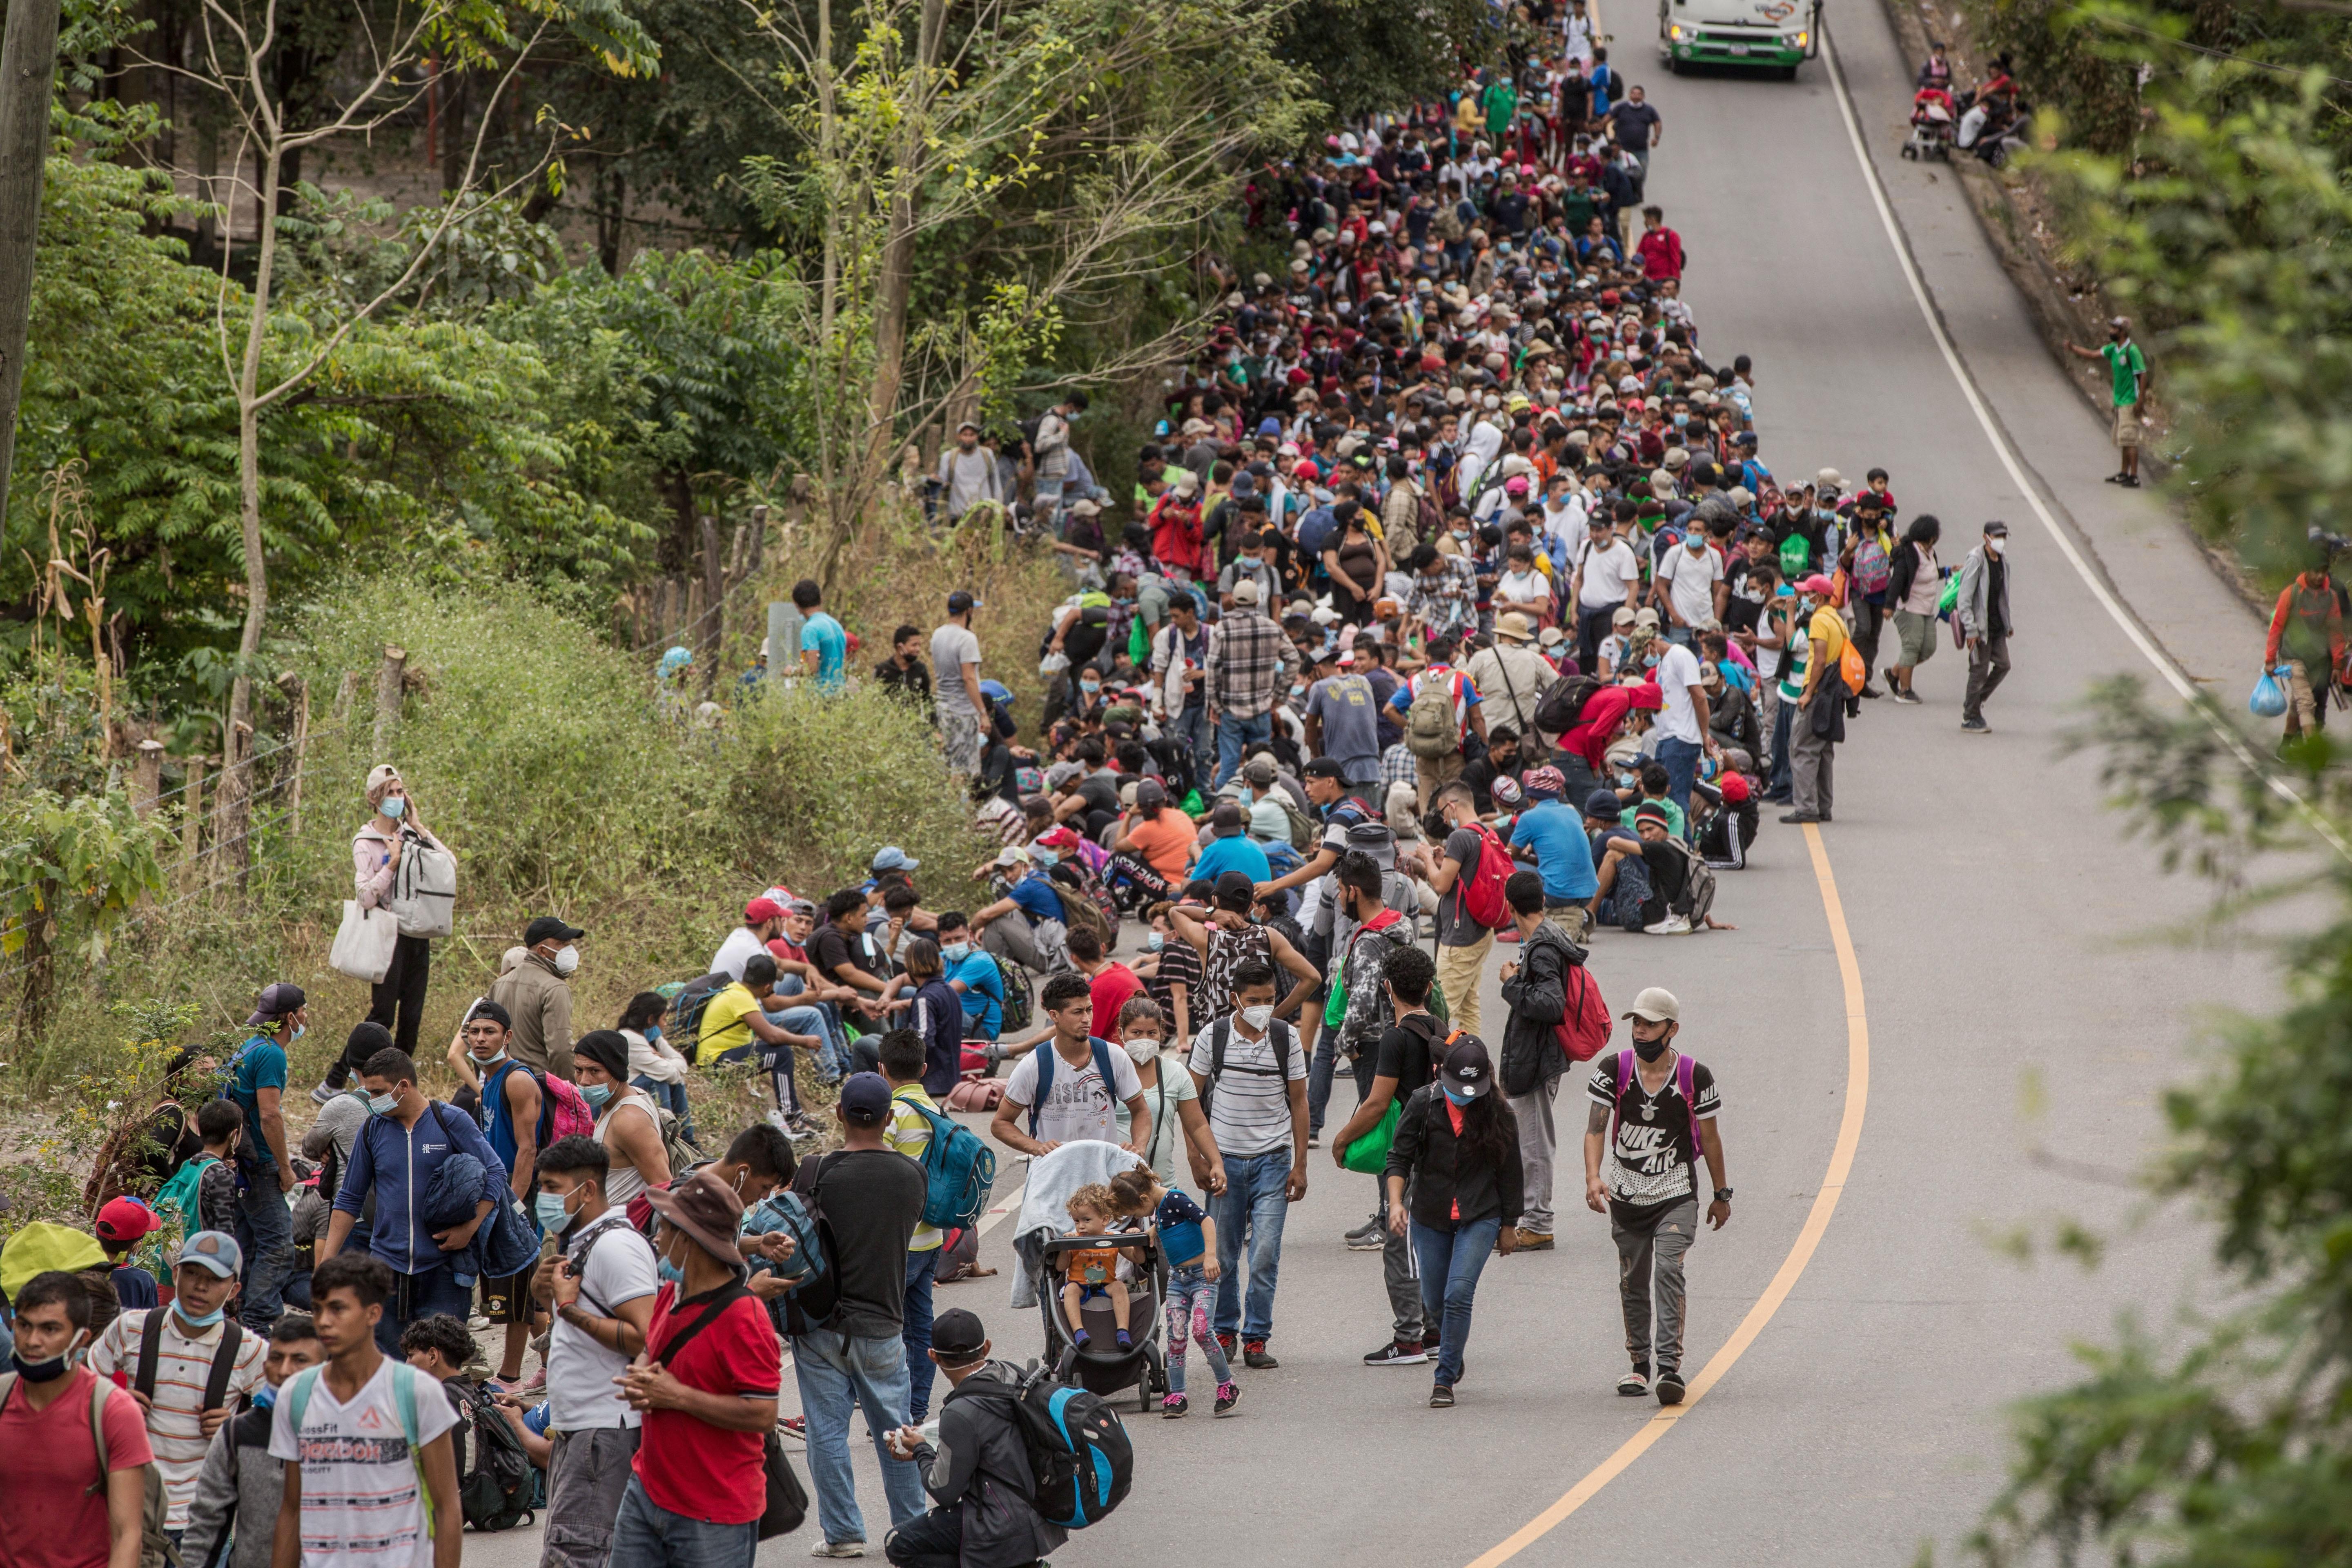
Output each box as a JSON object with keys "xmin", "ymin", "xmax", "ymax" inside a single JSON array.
[{"xmin": 1109, "ymin": 1167, "xmax": 1239, "ymax": 1418}]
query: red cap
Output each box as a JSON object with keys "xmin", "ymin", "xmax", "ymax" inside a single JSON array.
[
  {"xmin": 1036, "ymin": 826, "xmax": 1081, "ymax": 851},
  {"xmin": 95, "ymin": 1197, "xmax": 163, "ymax": 1245},
  {"xmin": 745, "ymin": 896, "xmax": 784, "ymax": 925},
  {"xmin": 1719, "ymin": 771, "xmax": 1752, "ymax": 805}
]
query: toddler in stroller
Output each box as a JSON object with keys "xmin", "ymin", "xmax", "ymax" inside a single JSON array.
[
  {"xmin": 1057, "ymin": 1183, "xmax": 1137, "ymax": 1351},
  {"xmin": 1903, "ymin": 85, "xmax": 1956, "ymax": 160},
  {"xmin": 1036, "ymin": 1183, "xmax": 1171, "ymax": 1414}
]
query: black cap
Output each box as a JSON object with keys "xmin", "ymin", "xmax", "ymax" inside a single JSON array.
[
  {"xmin": 1585, "ymin": 788, "xmax": 1624, "ymax": 819},
  {"xmin": 1210, "ymin": 800, "xmax": 1245, "ymax": 835},
  {"xmin": 464, "ymin": 998, "xmax": 512, "ymax": 1031},
  {"xmin": 1984, "ymin": 519, "xmax": 2009, "ymax": 537},
  {"xmin": 1302, "ymin": 756, "xmax": 1347, "ymax": 780},
  {"xmin": 575, "ymin": 1029, "xmax": 630, "ymax": 1082},
  {"xmin": 932, "ymin": 1307, "xmax": 988, "ymax": 1361},
  {"xmin": 1441, "ymin": 1034, "xmax": 1495, "ymax": 1099},
  {"xmin": 524, "ymin": 915, "xmax": 586, "ymax": 947},
  {"xmin": 947, "ymin": 590, "xmax": 978, "ymax": 615},
  {"xmin": 838, "ymin": 1072, "xmax": 893, "ymax": 1125}
]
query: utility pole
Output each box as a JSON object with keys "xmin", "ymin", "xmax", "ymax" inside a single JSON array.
[{"xmin": 0, "ymin": 0, "xmax": 61, "ymax": 544}]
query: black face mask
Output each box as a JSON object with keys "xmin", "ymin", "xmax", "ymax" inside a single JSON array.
[{"xmin": 1632, "ymin": 1033, "xmax": 1669, "ymax": 1063}]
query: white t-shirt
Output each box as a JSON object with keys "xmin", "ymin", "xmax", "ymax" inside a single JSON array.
[
  {"xmin": 547, "ymin": 1212, "xmax": 661, "ymax": 1430},
  {"xmin": 1005, "ymin": 1039, "xmax": 1143, "ymax": 1145},
  {"xmin": 1186, "ymin": 1019, "xmax": 1305, "ymax": 1159},
  {"xmin": 932, "ymin": 623, "xmax": 982, "ymax": 717},
  {"xmin": 1654, "ymin": 641, "xmax": 1706, "ymax": 744},
  {"xmin": 709, "ymin": 926, "xmax": 768, "ymax": 982},
  {"xmin": 270, "ymin": 1358, "xmax": 461, "ymax": 1568},
  {"xmin": 1579, "ymin": 539, "xmax": 1642, "ymax": 609},
  {"xmin": 1659, "ymin": 542, "xmax": 1723, "ymax": 629}
]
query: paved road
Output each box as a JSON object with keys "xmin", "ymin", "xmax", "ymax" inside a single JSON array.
[{"xmin": 466, "ymin": 4, "xmax": 2283, "ymax": 1564}]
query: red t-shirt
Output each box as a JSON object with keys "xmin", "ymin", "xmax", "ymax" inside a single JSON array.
[
  {"xmin": 1445, "ymin": 1098, "xmax": 1466, "ymax": 1222},
  {"xmin": 1091, "ymin": 962, "xmax": 1146, "ymax": 1041},
  {"xmin": 0, "ymin": 1367, "xmax": 155, "ymax": 1568},
  {"xmin": 633, "ymin": 1284, "xmax": 784, "ymax": 1526}
]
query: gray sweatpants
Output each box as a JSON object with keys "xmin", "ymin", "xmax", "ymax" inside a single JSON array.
[
  {"xmin": 1791, "ymin": 697, "xmax": 1835, "ymax": 818},
  {"xmin": 1506, "ymin": 1075, "xmax": 1563, "ymax": 1236},
  {"xmin": 1612, "ymin": 1196, "xmax": 1699, "ymax": 1375},
  {"xmin": 542, "ymin": 1425, "xmax": 641, "ymax": 1568},
  {"xmin": 1384, "ymin": 1177, "xmax": 1424, "ymax": 1344}
]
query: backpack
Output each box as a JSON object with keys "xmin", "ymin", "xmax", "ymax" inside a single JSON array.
[
  {"xmin": 1454, "ymin": 821, "xmax": 1513, "ymax": 930},
  {"xmin": 1665, "ymin": 838, "xmax": 1717, "ymax": 926},
  {"xmin": 387, "ymin": 827, "xmax": 458, "ymax": 939},
  {"xmin": 1551, "ymin": 959, "xmax": 1612, "ymax": 1064},
  {"xmin": 651, "ymin": 1102, "xmax": 700, "ymax": 1174},
  {"xmin": 135, "ymin": 1311, "xmax": 247, "ymax": 1419},
  {"xmin": 666, "ymin": 972, "xmax": 735, "ymax": 1062},
  {"xmin": 485, "ymin": 1060, "xmax": 597, "ymax": 1149},
  {"xmin": 1853, "ymin": 532, "xmax": 1891, "ymax": 596},
  {"xmin": 1271, "ymin": 790, "xmax": 1319, "ymax": 851},
  {"xmin": 0, "ymin": 1373, "xmax": 174, "ymax": 1568},
  {"xmin": 448, "ymin": 1377, "xmax": 536, "ymax": 1532},
  {"xmin": 155, "ymin": 1152, "xmax": 218, "ymax": 1237},
  {"xmin": 1027, "ymin": 1038, "xmax": 1123, "ymax": 1139},
  {"xmin": 1405, "ymin": 673, "xmax": 1464, "ymax": 759},
  {"xmin": 641, "ymin": 1282, "xmax": 810, "ymax": 1537},
  {"xmin": 1777, "ymin": 530, "xmax": 1811, "ymax": 579},
  {"xmin": 285, "ymin": 1361, "xmax": 438, "ymax": 1537},
  {"xmin": 900, "ymin": 1097, "xmax": 999, "ymax": 1231},
  {"xmin": 1532, "ymin": 672, "xmax": 1603, "ymax": 735},
  {"xmin": 945, "ymin": 1361, "xmax": 1133, "ymax": 1531}
]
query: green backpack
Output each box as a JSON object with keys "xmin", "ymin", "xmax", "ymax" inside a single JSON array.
[
  {"xmin": 155, "ymin": 1153, "xmax": 218, "ymax": 1237},
  {"xmin": 1777, "ymin": 530, "xmax": 1811, "ymax": 579}
]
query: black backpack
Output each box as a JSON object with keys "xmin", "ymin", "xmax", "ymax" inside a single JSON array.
[
  {"xmin": 1533, "ymin": 673, "xmax": 1603, "ymax": 735},
  {"xmin": 450, "ymin": 1378, "xmax": 536, "ymax": 1532},
  {"xmin": 1200, "ymin": 1016, "xmax": 1296, "ymax": 1121},
  {"xmin": 667, "ymin": 972, "xmax": 734, "ymax": 1063}
]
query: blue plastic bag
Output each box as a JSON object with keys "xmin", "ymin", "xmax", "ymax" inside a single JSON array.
[{"xmin": 2250, "ymin": 666, "xmax": 2291, "ymax": 718}]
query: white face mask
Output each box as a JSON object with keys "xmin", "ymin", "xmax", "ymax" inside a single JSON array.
[
  {"xmin": 552, "ymin": 945, "xmax": 580, "ymax": 976},
  {"xmin": 1125, "ymin": 1038, "xmax": 1161, "ymax": 1065},
  {"xmin": 1240, "ymin": 1004, "xmax": 1275, "ymax": 1032},
  {"xmin": 1987, "ymin": 537, "xmax": 2006, "ymax": 555}
]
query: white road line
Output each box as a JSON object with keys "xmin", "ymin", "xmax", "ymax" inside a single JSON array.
[{"xmin": 1819, "ymin": 23, "xmax": 2352, "ymax": 860}]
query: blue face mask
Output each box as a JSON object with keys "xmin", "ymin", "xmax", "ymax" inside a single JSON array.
[
  {"xmin": 537, "ymin": 1191, "xmax": 580, "ymax": 1232},
  {"xmin": 380, "ymin": 795, "xmax": 406, "ymax": 820},
  {"xmin": 176, "ymin": 1302, "xmax": 227, "ymax": 1330},
  {"xmin": 1145, "ymin": 932, "xmax": 1165, "ymax": 952},
  {"xmin": 1031, "ymin": 847, "xmax": 1060, "ymax": 868},
  {"xmin": 658, "ymin": 1258, "xmax": 684, "ymax": 1285},
  {"xmin": 251, "ymin": 1383, "xmax": 278, "ymax": 1410},
  {"xmin": 643, "ymin": 1024, "xmax": 662, "ymax": 1042},
  {"xmin": 942, "ymin": 942, "xmax": 972, "ymax": 962},
  {"xmin": 367, "ymin": 1091, "xmax": 398, "ymax": 1116},
  {"xmin": 1442, "ymin": 1085, "xmax": 1475, "ymax": 1108},
  {"xmin": 579, "ymin": 1083, "xmax": 613, "ymax": 1110}
]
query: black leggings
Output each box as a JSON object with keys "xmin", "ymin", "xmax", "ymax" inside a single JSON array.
[{"xmin": 324, "ymin": 933, "xmax": 430, "ymax": 1089}]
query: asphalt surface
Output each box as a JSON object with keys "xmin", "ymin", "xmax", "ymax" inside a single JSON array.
[{"xmin": 463, "ymin": 4, "xmax": 2285, "ymax": 1562}]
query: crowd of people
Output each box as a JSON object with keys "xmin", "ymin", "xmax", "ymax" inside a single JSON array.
[{"xmin": 0, "ymin": 9, "xmax": 2038, "ymax": 1568}]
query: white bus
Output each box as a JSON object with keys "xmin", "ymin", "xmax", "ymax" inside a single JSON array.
[{"xmin": 1658, "ymin": 0, "xmax": 1822, "ymax": 76}]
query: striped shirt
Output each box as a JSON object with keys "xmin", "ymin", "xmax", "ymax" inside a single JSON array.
[
  {"xmin": 887, "ymin": 1084, "xmax": 945, "ymax": 1253},
  {"xmin": 88, "ymin": 1307, "xmax": 268, "ymax": 1526},
  {"xmin": 1186, "ymin": 1018, "xmax": 1304, "ymax": 1159}
]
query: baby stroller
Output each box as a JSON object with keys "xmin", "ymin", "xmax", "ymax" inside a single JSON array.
[
  {"xmin": 1036, "ymin": 1229, "xmax": 1170, "ymax": 1415},
  {"xmin": 1902, "ymin": 87, "xmax": 1955, "ymax": 160}
]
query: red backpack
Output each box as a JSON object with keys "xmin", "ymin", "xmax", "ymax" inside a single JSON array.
[
  {"xmin": 1456, "ymin": 822, "xmax": 1514, "ymax": 930},
  {"xmin": 1551, "ymin": 961, "xmax": 1611, "ymax": 1063}
]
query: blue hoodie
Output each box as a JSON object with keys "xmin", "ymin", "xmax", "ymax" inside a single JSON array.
[{"xmin": 333, "ymin": 1099, "xmax": 511, "ymax": 1275}]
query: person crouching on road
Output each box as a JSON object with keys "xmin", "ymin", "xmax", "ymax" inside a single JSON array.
[
  {"xmin": 1385, "ymin": 1034, "xmax": 1524, "ymax": 1409},
  {"xmin": 1582, "ymin": 987, "xmax": 1731, "ymax": 1408},
  {"xmin": 881, "ymin": 1309, "xmax": 1068, "ymax": 1568}
]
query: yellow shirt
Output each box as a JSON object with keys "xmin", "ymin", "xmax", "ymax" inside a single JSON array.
[
  {"xmin": 698, "ymin": 981, "xmax": 763, "ymax": 1059},
  {"xmin": 888, "ymin": 1084, "xmax": 945, "ymax": 1252},
  {"xmin": 1806, "ymin": 606, "xmax": 1851, "ymax": 691}
]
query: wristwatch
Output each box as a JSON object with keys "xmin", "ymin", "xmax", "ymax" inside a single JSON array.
[{"xmin": 1713, "ymin": 1187, "xmax": 1735, "ymax": 1203}]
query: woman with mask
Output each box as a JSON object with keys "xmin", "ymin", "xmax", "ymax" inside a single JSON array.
[
  {"xmin": 618, "ymin": 991, "xmax": 693, "ymax": 1147},
  {"xmin": 1110, "ymin": 997, "xmax": 1222, "ymax": 1196},
  {"xmin": 1383, "ymin": 1035, "xmax": 1523, "ymax": 1408},
  {"xmin": 1883, "ymin": 513, "xmax": 1944, "ymax": 705},
  {"xmin": 572, "ymin": 1031, "xmax": 671, "ymax": 1208},
  {"xmin": 315, "ymin": 764, "xmax": 455, "ymax": 1101}
]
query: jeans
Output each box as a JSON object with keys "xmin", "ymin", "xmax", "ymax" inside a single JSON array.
[
  {"xmin": 904, "ymin": 1248, "xmax": 941, "ymax": 1420},
  {"xmin": 1213, "ymin": 1148, "xmax": 1294, "ymax": 1340},
  {"xmin": 632, "ymin": 1076, "xmax": 695, "ymax": 1145},
  {"xmin": 609, "ymin": 1474, "xmax": 755, "ymax": 1568},
  {"xmin": 235, "ymin": 1174, "xmax": 295, "ymax": 1330},
  {"xmin": 1216, "ymin": 710, "xmax": 1274, "ymax": 788},
  {"xmin": 771, "ymin": 976, "xmax": 852, "ymax": 1077},
  {"xmin": 1411, "ymin": 1215, "xmax": 1501, "ymax": 1388},
  {"xmin": 374, "ymin": 1258, "xmax": 474, "ymax": 1356},
  {"xmin": 1163, "ymin": 1263, "xmax": 1232, "ymax": 1395},
  {"xmin": 794, "ymin": 1327, "xmax": 928, "ymax": 1547},
  {"xmin": 1655, "ymin": 734, "xmax": 1701, "ymax": 840},
  {"xmin": 1306, "ymin": 1026, "xmax": 1342, "ymax": 1137},
  {"xmin": 1169, "ymin": 704, "xmax": 1212, "ymax": 783}
]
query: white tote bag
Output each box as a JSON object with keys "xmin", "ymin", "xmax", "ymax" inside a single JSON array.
[{"xmin": 330, "ymin": 900, "xmax": 399, "ymax": 983}]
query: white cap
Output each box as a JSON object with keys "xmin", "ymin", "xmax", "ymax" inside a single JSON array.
[{"xmin": 1623, "ymin": 987, "xmax": 1681, "ymax": 1023}]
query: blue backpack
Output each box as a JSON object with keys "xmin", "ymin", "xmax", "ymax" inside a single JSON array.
[
  {"xmin": 902, "ymin": 1098, "xmax": 998, "ymax": 1231},
  {"xmin": 946, "ymin": 1361, "xmax": 1132, "ymax": 1531},
  {"xmin": 1027, "ymin": 1038, "xmax": 1122, "ymax": 1140}
]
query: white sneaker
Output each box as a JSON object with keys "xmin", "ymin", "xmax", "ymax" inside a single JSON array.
[
  {"xmin": 1643, "ymin": 914, "xmax": 1694, "ymax": 935},
  {"xmin": 810, "ymin": 1542, "xmax": 866, "ymax": 1559},
  {"xmin": 466, "ymin": 1314, "xmax": 491, "ymax": 1332}
]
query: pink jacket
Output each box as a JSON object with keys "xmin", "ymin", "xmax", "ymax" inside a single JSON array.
[{"xmin": 353, "ymin": 820, "xmax": 450, "ymax": 910}]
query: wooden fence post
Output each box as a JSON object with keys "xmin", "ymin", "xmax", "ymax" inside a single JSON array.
[
  {"xmin": 700, "ymin": 513, "xmax": 724, "ymax": 698},
  {"xmin": 279, "ymin": 673, "xmax": 310, "ymax": 833},
  {"xmin": 373, "ymin": 645, "xmax": 407, "ymax": 758},
  {"xmin": 180, "ymin": 754, "xmax": 208, "ymax": 890},
  {"xmin": 133, "ymin": 739, "xmax": 163, "ymax": 818}
]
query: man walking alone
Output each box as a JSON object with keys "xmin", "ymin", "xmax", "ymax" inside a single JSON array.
[{"xmin": 1956, "ymin": 521, "xmax": 2013, "ymax": 735}]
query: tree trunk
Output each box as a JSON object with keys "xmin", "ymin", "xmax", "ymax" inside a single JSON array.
[
  {"xmin": 855, "ymin": 0, "xmax": 946, "ymax": 526},
  {"xmin": 221, "ymin": 141, "xmax": 284, "ymax": 883},
  {"xmin": 699, "ymin": 513, "xmax": 723, "ymax": 698},
  {"xmin": 13, "ymin": 873, "xmax": 53, "ymax": 1041},
  {"xmin": 0, "ymin": 0, "xmax": 62, "ymax": 543},
  {"xmin": 373, "ymin": 644, "xmax": 406, "ymax": 756}
]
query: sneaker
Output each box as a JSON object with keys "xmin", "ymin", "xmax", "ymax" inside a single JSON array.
[
  {"xmin": 2105, "ymin": 471, "xmax": 2126, "ymax": 484},
  {"xmin": 1162, "ymin": 1393, "xmax": 1189, "ymax": 1418},
  {"xmin": 1892, "ymin": 688, "xmax": 1923, "ymax": 705},
  {"xmin": 1363, "ymin": 1339, "xmax": 1429, "ymax": 1366},
  {"xmin": 784, "ymin": 1116, "xmax": 822, "ymax": 1142},
  {"xmin": 1642, "ymin": 914, "xmax": 1693, "ymax": 935},
  {"xmin": 1961, "ymin": 716, "xmax": 1990, "ymax": 733},
  {"xmin": 468, "ymin": 1314, "xmax": 492, "ymax": 1332},
  {"xmin": 1857, "ymin": 683, "xmax": 1882, "ymax": 698},
  {"xmin": 1429, "ymin": 1384, "xmax": 1455, "ymax": 1408},
  {"xmin": 1344, "ymin": 1214, "xmax": 1385, "ymax": 1243},
  {"xmin": 1617, "ymin": 1367, "xmax": 1651, "ymax": 1397},
  {"xmin": 1215, "ymin": 1330, "xmax": 1237, "ymax": 1360},
  {"xmin": 1306, "ymin": 1133, "xmax": 1321, "ymax": 1149},
  {"xmin": 1243, "ymin": 1340, "xmax": 1278, "ymax": 1370},
  {"xmin": 1656, "ymin": 1370, "xmax": 1687, "ymax": 1406},
  {"xmin": 1214, "ymin": 1381, "xmax": 1241, "ymax": 1416},
  {"xmin": 781, "ymin": 1415, "xmax": 807, "ymax": 1437},
  {"xmin": 810, "ymin": 1542, "xmax": 867, "ymax": 1559},
  {"xmin": 1423, "ymin": 1331, "xmax": 1442, "ymax": 1354},
  {"xmin": 2119, "ymin": 474, "xmax": 2141, "ymax": 488},
  {"xmin": 1345, "ymin": 1225, "xmax": 1387, "ymax": 1252},
  {"xmin": 1777, "ymin": 811, "xmax": 1822, "ymax": 824},
  {"xmin": 309, "ymin": 1082, "xmax": 338, "ymax": 1107},
  {"xmin": 1511, "ymin": 1228, "xmax": 1555, "ymax": 1251}
]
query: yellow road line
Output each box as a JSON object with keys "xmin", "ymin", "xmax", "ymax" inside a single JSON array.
[{"xmin": 1464, "ymin": 823, "xmax": 1871, "ymax": 1566}]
